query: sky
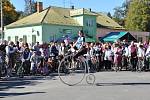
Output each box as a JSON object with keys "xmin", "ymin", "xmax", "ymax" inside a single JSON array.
[{"xmin": 11, "ymin": 0, "xmax": 125, "ymax": 14}]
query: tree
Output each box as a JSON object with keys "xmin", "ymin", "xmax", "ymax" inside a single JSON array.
[
  {"xmin": 125, "ymin": 0, "xmax": 150, "ymax": 31},
  {"xmin": 24, "ymin": 0, "xmax": 36, "ymax": 16},
  {"xmin": 113, "ymin": 0, "xmax": 131, "ymax": 26},
  {"xmin": 107, "ymin": 12, "xmax": 112, "ymax": 19},
  {"xmin": 113, "ymin": 7, "xmax": 125, "ymax": 26},
  {"xmin": 1, "ymin": 0, "xmax": 20, "ymax": 26}
]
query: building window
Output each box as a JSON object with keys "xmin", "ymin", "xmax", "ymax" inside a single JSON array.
[
  {"xmin": 146, "ymin": 36, "xmax": 149, "ymax": 41},
  {"xmin": 138, "ymin": 37, "xmax": 143, "ymax": 42},
  {"xmin": 134, "ymin": 35, "xmax": 137, "ymax": 40},
  {"xmin": 23, "ymin": 35, "xmax": 27, "ymax": 43},
  {"xmin": 86, "ymin": 19, "xmax": 95, "ymax": 27},
  {"xmin": 8, "ymin": 36, "xmax": 11, "ymax": 41},
  {"xmin": 86, "ymin": 19, "xmax": 88, "ymax": 26},
  {"xmin": 63, "ymin": 29, "xmax": 72, "ymax": 34},
  {"xmin": 15, "ymin": 36, "xmax": 19, "ymax": 42},
  {"xmin": 32, "ymin": 35, "xmax": 36, "ymax": 44}
]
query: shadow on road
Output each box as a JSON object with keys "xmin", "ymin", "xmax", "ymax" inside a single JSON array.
[
  {"xmin": 0, "ymin": 76, "xmax": 55, "ymax": 98},
  {"xmin": 0, "ymin": 76, "xmax": 56, "ymax": 91},
  {"xmin": 96, "ymin": 82, "xmax": 150, "ymax": 86},
  {"xmin": 0, "ymin": 92, "xmax": 45, "ymax": 98}
]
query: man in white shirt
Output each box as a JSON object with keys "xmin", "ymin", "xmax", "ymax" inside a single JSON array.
[{"xmin": 137, "ymin": 44, "xmax": 145, "ymax": 71}]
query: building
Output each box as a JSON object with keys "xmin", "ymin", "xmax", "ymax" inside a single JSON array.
[
  {"xmin": 5, "ymin": 2, "xmax": 98, "ymax": 44},
  {"xmin": 96, "ymin": 11, "xmax": 124, "ymax": 38},
  {"xmin": 4, "ymin": 2, "xmax": 149, "ymax": 44},
  {"xmin": 95, "ymin": 12, "xmax": 150, "ymax": 42}
]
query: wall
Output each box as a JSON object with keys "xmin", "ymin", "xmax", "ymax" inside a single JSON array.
[
  {"xmin": 97, "ymin": 28, "xmax": 124, "ymax": 38},
  {"xmin": 97, "ymin": 28, "xmax": 150, "ymax": 42},
  {"xmin": 83, "ymin": 15, "xmax": 97, "ymax": 39},
  {"xmin": 72, "ymin": 16, "xmax": 84, "ymax": 26},
  {"xmin": 42, "ymin": 24, "xmax": 82, "ymax": 42},
  {"xmin": 5, "ymin": 25, "xmax": 42, "ymax": 44}
]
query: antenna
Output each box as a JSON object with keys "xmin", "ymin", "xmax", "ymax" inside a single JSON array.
[
  {"xmin": 63, "ymin": 0, "xmax": 65, "ymax": 8},
  {"xmin": 63, "ymin": 0, "xmax": 74, "ymax": 8},
  {"xmin": 70, "ymin": 0, "xmax": 73, "ymax": 7}
]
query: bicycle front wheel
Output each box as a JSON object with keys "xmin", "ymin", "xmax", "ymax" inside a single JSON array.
[
  {"xmin": 58, "ymin": 54, "xmax": 86, "ymax": 86},
  {"xmin": 86, "ymin": 74, "xmax": 96, "ymax": 85}
]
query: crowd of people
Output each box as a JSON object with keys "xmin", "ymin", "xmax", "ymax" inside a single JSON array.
[{"xmin": 0, "ymin": 31, "xmax": 150, "ymax": 78}]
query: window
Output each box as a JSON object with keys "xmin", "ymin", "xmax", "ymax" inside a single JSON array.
[
  {"xmin": 138, "ymin": 37, "xmax": 143, "ymax": 42},
  {"xmin": 86, "ymin": 19, "xmax": 88, "ymax": 26},
  {"xmin": 32, "ymin": 35, "xmax": 36, "ymax": 44},
  {"xmin": 63, "ymin": 29, "xmax": 72, "ymax": 34},
  {"xmin": 146, "ymin": 36, "xmax": 149, "ymax": 41},
  {"xmin": 0, "ymin": 34, "xmax": 1, "ymax": 39},
  {"xmin": 86, "ymin": 19, "xmax": 95, "ymax": 27},
  {"xmin": 15, "ymin": 36, "xmax": 19, "ymax": 42},
  {"xmin": 8, "ymin": 36, "xmax": 11, "ymax": 41},
  {"xmin": 134, "ymin": 35, "xmax": 137, "ymax": 40},
  {"xmin": 23, "ymin": 35, "xmax": 27, "ymax": 43}
]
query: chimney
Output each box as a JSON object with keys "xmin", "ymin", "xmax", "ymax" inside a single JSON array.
[
  {"xmin": 71, "ymin": 5, "xmax": 74, "ymax": 9},
  {"xmin": 36, "ymin": 2, "xmax": 43, "ymax": 13},
  {"xmin": 89, "ymin": 8, "xmax": 91, "ymax": 12}
]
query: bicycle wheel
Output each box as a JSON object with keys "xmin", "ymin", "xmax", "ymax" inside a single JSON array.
[
  {"xmin": 58, "ymin": 54, "xmax": 86, "ymax": 86},
  {"xmin": 86, "ymin": 74, "xmax": 95, "ymax": 85}
]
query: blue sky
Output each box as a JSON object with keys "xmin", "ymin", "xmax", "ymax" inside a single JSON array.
[{"xmin": 11, "ymin": 0, "xmax": 124, "ymax": 14}]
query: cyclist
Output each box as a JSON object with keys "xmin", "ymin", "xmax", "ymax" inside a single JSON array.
[{"xmin": 73, "ymin": 30, "xmax": 87, "ymax": 59}]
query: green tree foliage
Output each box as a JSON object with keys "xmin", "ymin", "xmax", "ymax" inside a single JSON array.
[
  {"xmin": 107, "ymin": 12, "xmax": 112, "ymax": 19},
  {"xmin": 1, "ymin": 0, "xmax": 20, "ymax": 25},
  {"xmin": 113, "ymin": 0, "xmax": 131, "ymax": 26},
  {"xmin": 125, "ymin": 0, "xmax": 150, "ymax": 31},
  {"xmin": 113, "ymin": 6, "xmax": 125, "ymax": 26}
]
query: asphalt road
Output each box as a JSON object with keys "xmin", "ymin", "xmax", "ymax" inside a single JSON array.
[{"xmin": 1, "ymin": 72, "xmax": 150, "ymax": 100}]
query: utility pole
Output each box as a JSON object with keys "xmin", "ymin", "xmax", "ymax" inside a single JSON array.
[{"xmin": 1, "ymin": 0, "xmax": 3, "ymax": 40}]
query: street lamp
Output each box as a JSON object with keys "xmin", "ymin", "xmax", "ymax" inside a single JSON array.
[{"xmin": 0, "ymin": 0, "xmax": 3, "ymax": 40}]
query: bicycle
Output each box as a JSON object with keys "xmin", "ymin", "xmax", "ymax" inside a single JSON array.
[{"xmin": 58, "ymin": 52, "xmax": 96, "ymax": 86}]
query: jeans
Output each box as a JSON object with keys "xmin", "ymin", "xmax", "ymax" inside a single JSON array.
[{"xmin": 130, "ymin": 57, "xmax": 138, "ymax": 71}]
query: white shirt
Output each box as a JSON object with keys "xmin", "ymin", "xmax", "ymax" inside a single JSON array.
[
  {"xmin": 137, "ymin": 47, "xmax": 145, "ymax": 58},
  {"xmin": 123, "ymin": 47, "xmax": 129, "ymax": 57},
  {"xmin": 59, "ymin": 46, "xmax": 65, "ymax": 55},
  {"xmin": 104, "ymin": 49, "xmax": 113, "ymax": 61},
  {"xmin": 146, "ymin": 46, "xmax": 150, "ymax": 57},
  {"xmin": 5, "ymin": 45, "xmax": 15, "ymax": 55}
]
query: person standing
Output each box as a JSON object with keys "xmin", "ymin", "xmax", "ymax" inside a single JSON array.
[
  {"xmin": 22, "ymin": 43, "xmax": 31, "ymax": 75},
  {"xmin": 104, "ymin": 45, "xmax": 113, "ymax": 71},
  {"xmin": 5, "ymin": 41, "xmax": 15, "ymax": 77},
  {"xmin": 137, "ymin": 44, "xmax": 145, "ymax": 71},
  {"xmin": 128, "ymin": 41, "xmax": 138, "ymax": 71}
]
